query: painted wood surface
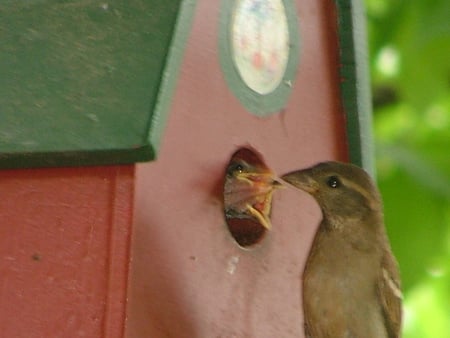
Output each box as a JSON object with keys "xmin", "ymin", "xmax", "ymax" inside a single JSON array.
[
  {"xmin": 0, "ymin": 1, "xmax": 181, "ymax": 168},
  {"xmin": 126, "ymin": 0, "xmax": 361, "ymax": 337},
  {"xmin": 0, "ymin": 165, "xmax": 134, "ymax": 338}
]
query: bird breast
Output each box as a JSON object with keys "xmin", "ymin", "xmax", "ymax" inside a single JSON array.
[{"xmin": 303, "ymin": 227, "xmax": 388, "ymax": 338}]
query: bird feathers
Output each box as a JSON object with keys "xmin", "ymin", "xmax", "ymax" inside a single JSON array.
[{"xmin": 281, "ymin": 161, "xmax": 402, "ymax": 338}]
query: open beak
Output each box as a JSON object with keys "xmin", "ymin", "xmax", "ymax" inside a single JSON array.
[
  {"xmin": 224, "ymin": 168, "xmax": 281, "ymax": 231},
  {"xmin": 234, "ymin": 171, "xmax": 281, "ymax": 193}
]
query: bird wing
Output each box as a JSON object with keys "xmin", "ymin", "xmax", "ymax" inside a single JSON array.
[{"xmin": 378, "ymin": 249, "xmax": 403, "ymax": 338}]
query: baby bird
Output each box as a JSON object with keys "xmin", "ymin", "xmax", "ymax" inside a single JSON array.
[
  {"xmin": 224, "ymin": 147, "xmax": 280, "ymax": 231},
  {"xmin": 281, "ymin": 161, "xmax": 402, "ymax": 338}
]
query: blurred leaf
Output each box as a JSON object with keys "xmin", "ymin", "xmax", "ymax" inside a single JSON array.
[
  {"xmin": 365, "ymin": 0, "xmax": 450, "ymax": 337},
  {"xmin": 378, "ymin": 162, "xmax": 449, "ymax": 289},
  {"xmin": 394, "ymin": 0, "xmax": 450, "ymax": 109}
]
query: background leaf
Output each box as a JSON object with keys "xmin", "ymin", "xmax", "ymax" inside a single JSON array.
[{"xmin": 364, "ymin": 0, "xmax": 450, "ymax": 336}]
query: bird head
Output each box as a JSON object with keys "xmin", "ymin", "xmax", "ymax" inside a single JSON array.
[
  {"xmin": 281, "ymin": 161, "xmax": 382, "ymax": 226},
  {"xmin": 224, "ymin": 148, "xmax": 281, "ymax": 231}
]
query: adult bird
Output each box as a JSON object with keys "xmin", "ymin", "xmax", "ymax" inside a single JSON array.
[{"xmin": 281, "ymin": 161, "xmax": 402, "ymax": 338}]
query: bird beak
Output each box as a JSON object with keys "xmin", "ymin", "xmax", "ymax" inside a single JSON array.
[
  {"xmin": 229, "ymin": 171, "xmax": 282, "ymax": 230},
  {"xmin": 281, "ymin": 170, "xmax": 318, "ymax": 194},
  {"xmin": 235, "ymin": 171, "xmax": 281, "ymax": 189},
  {"xmin": 224, "ymin": 147, "xmax": 282, "ymax": 235}
]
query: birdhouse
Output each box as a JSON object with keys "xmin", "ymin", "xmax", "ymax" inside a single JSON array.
[
  {"xmin": 0, "ymin": 0, "xmax": 373, "ymax": 337},
  {"xmin": 128, "ymin": 0, "xmax": 374, "ymax": 337}
]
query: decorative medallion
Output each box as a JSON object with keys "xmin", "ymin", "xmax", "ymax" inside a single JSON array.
[
  {"xmin": 231, "ymin": 0, "xmax": 290, "ymax": 95},
  {"xmin": 219, "ymin": 0, "xmax": 300, "ymax": 116}
]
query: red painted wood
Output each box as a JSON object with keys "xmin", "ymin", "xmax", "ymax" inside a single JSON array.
[
  {"xmin": 0, "ymin": 165, "xmax": 134, "ymax": 338},
  {"xmin": 127, "ymin": 1, "xmax": 348, "ymax": 337}
]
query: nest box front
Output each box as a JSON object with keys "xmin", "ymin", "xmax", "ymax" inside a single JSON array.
[
  {"xmin": 128, "ymin": 0, "xmax": 373, "ymax": 337},
  {"xmin": 0, "ymin": 0, "xmax": 373, "ymax": 337}
]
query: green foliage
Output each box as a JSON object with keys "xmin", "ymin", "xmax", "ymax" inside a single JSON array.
[{"xmin": 364, "ymin": 0, "xmax": 450, "ymax": 336}]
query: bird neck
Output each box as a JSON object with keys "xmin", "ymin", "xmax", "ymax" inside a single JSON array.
[{"xmin": 321, "ymin": 211, "xmax": 385, "ymax": 253}]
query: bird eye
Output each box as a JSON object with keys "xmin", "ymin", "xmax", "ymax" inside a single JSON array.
[
  {"xmin": 227, "ymin": 163, "xmax": 245, "ymax": 177},
  {"xmin": 234, "ymin": 164, "xmax": 244, "ymax": 173},
  {"xmin": 326, "ymin": 176, "xmax": 340, "ymax": 188}
]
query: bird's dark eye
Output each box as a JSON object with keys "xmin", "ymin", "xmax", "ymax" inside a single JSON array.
[
  {"xmin": 227, "ymin": 163, "xmax": 245, "ymax": 177},
  {"xmin": 234, "ymin": 164, "xmax": 244, "ymax": 173},
  {"xmin": 326, "ymin": 176, "xmax": 341, "ymax": 188}
]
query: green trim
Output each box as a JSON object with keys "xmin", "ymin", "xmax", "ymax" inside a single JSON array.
[
  {"xmin": 218, "ymin": 0, "xmax": 301, "ymax": 116},
  {"xmin": 148, "ymin": 0, "xmax": 198, "ymax": 156},
  {"xmin": 0, "ymin": 1, "xmax": 185, "ymax": 169},
  {"xmin": 0, "ymin": 146, "xmax": 152, "ymax": 170},
  {"xmin": 335, "ymin": 0, "xmax": 375, "ymax": 176}
]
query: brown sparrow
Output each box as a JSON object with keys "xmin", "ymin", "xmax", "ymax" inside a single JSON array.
[{"xmin": 282, "ymin": 161, "xmax": 402, "ymax": 338}]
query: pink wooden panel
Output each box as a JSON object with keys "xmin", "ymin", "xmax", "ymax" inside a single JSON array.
[{"xmin": 127, "ymin": 0, "xmax": 348, "ymax": 337}]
